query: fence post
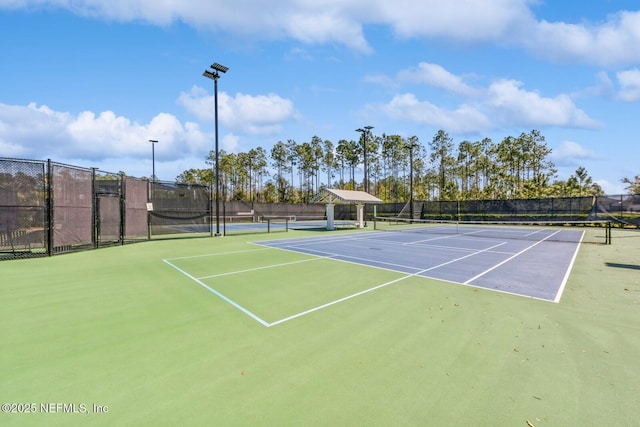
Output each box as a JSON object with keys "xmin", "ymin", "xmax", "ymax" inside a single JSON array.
[
  {"xmin": 92, "ymin": 168, "xmax": 98, "ymax": 248},
  {"xmin": 46, "ymin": 159, "xmax": 53, "ymax": 257},
  {"xmin": 120, "ymin": 173, "xmax": 126, "ymax": 245}
]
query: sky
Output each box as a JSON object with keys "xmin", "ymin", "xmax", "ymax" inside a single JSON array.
[{"xmin": 1, "ymin": 0, "xmax": 639, "ymax": 194}]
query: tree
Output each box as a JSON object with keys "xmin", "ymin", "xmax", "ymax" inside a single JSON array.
[
  {"xmin": 296, "ymin": 142, "xmax": 315, "ymax": 202},
  {"xmin": 335, "ymin": 139, "xmax": 359, "ymax": 190},
  {"xmin": 429, "ymin": 130, "xmax": 456, "ymax": 200},
  {"xmin": 285, "ymin": 139, "xmax": 299, "ymax": 202},
  {"xmin": 248, "ymin": 147, "xmax": 267, "ymax": 202},
  {"xmin": 270, "ymin": 141, "xmax": 288, "ymax": 202},
  {"xmin": 526, "ymin": 130, "xmax": 556, "ymax": 196},
  {"xmin": 178, "ymin": 128, "xmax": 597, "ymax": 204},
  {"xmin": 381, "ymin": 134, "xmax": 405, "ymax": 202},
  {"xmin": 621, "ymin": 175, "xmax": 640, "ymax": 194},
  {"xmin": 176, "ymin": 168, "xmax": 211, "ymax": 185},
  {"xmin": 310, "ymin": 135, "xmax": 324, "ymax": 193},
  {"xmin": 322, "ymin": 139, "xmax": 335, "ymax": 189},
  {"xmin": 574, "ymin": 166, "xmax": 592, "ymax": 197},
  {"xmin": 405, "ymin": 136, "xmax": 422, "ymax": 203}
]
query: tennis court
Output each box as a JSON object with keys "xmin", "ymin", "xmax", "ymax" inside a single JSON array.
[
  {"xmin": 2, "ymin": 224, "xmax": 638, "ymax": 426},
  {"xmin": 258, "ymin": 223, "xmax": 583, "ymax": 302},
  {"xmin": 163, "ymin": 220, "xmax": 606, "ymax": 330}
]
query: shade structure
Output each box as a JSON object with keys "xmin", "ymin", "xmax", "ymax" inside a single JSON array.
[
  {"xmin": 310, "ymin": 189, "xmax": 382, "ymax": 230},
  {"xmin": 310, "ymin": 188, "xmax": 382, "ymax": 204}
]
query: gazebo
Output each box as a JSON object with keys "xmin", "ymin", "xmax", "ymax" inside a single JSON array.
[{"xmin": 310, "ymin": 188, "xmax": 382, "ymax": 230}]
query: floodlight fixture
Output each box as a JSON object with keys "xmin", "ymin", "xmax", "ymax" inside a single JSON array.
[
  {"xmin": 202, "ymin": 70, "xmax": 216, "ymax": 80},
  {"xmin": 211, "ymin": 63, "xmax": 229, "ymax": 73}
]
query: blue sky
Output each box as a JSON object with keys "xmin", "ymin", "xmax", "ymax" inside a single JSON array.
[{"xmin": 1, "ymin": 1, "xmax": 639, "ymax": 194}]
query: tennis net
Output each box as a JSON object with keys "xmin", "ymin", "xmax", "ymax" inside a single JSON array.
[{"xmin": 373, "ymin": 216, "xmax": 612, "ymax": 244}]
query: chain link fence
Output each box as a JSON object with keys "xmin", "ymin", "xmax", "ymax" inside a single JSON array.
[{"xmin": 1, "ymin": 157, "xmax": 638, "ymax": 260}]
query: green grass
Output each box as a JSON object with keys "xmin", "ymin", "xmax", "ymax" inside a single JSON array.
[{"xmin": 1, "ymin": 228, "xmax": 639, "ymax": 426}]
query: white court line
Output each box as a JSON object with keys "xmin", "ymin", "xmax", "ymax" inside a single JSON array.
[
  {"xmin": 260, "ymin": 233, "xmax": 514, "ymax": 258},
  {"xmin": 253, "ymin": 233, "xmax": 393, "ymax": 250},
  {"xmin": 163, "ymin": 258, "xmax": 270, "ymax": 327},
  {"xmin": 197, "ymin": 256, "xmax": 329, "ymax": 279},
  {"xmin": 260, "ymin": 243, "xmax": 426, "ymax": 272},
  {"xmin": 165, "ymin": 247, "xmax": 270, "ymax": 261},
  {"xmin": 402, "ymin": 233, "xmax": 467, "ymax": 245},
  {"xmin": 166, "ymin": 229, "xmax": 572, "ymax": 328},
  {"xmin": 406, "ymin": 241, "xmax": 514, "ymax": 255},
  {"xmin": 268, "ymin": 275, "xmax": 412, "ymax": 327},
  {"xmin": 464, "ymin": 229, "xmax": 563, "ymax": 285},
  {"xmin": 268, "ymin": 240, "xmax": 506, "ymax": 327},
  {"xmin": 554, "ymin": 230, "xmax": 585, "ymax": 303}
]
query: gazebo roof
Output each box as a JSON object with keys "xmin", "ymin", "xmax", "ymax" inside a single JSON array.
[{"xmin": 310, "ymin": 188, "xmax": 383, "ymax": 204}]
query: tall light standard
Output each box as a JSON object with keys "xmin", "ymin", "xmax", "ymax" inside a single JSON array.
[
  {"xmin": 148, "ymin": 139, "xmax": 158, "ymax": 182},
  {"xmin": 407, "ymin": 141, "xmax": 419, "ymax": 221},
  {"xmin": 203, "ymin": 62, "xmax": 228, "ymax": 236},
  {"xmin": 355, "ymin": 125, "xmax": 374, "ymax": 193}
]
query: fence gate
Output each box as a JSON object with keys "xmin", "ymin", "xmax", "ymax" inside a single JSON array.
[{"xmin": 95, "ymin": 174, "xmax": 123, "ymax": 247}]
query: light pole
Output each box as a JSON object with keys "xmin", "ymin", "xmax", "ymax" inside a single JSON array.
[
  {"xmin": 408, "ymin": 141, "xmax": 419, "ymax": 221},
  {"xmin": 356, "ymin": 125, "xmax": 373, "ymax": 193},
  {"xmin": 203, "ymin": 62, "xmax": 228, "ymax": 236},
  {"xmin": 148, "ymin": 139, "xmax": 158, "ymax": 182}
]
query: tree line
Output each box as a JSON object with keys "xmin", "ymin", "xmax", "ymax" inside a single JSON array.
[{"xmin": 176, "ymin": 129, "xmax": 637, "ymax": 203}]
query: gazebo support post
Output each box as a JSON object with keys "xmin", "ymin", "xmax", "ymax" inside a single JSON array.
[
  {"xmin": 326, "ymin": 203, "xmax": 335, "ymax": 231},
  {"xmin": 356, "ymin": 203, "xmax": 365, "ymax": 228}
]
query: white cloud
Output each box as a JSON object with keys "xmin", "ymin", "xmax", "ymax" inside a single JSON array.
[
  {"xmin": 284, "ymin": 11, "xmax": 370, "ymax": 52},
  {"xmin": 0, "ymin": 102, "xmax": 207, "ymax": 165},
  {"xmin": 7, "ymin": 1, "xmax": 640, "ymax": 65},
  {"xmin": 550, "ymin": 140, "xmax": 598, "ymax": 166},
  {"xmin": 0, "ymin": 138, "xmax": 27, "ymax": 157},
  {"xmin": 6, "ymin": 0, "xmax": 371, "ymax": 52},
  {"xmin": 397, "ymin": 63, "xmax": 478, "ymax": 97},
  {"xmin": 371, "ymin": 0, "xmax": 532, "ymax": 42},
  {"xmin": 177, "ymin": 86, "xmax": 297, "ymax": 135},
  {"xmin": 486, "ymin": 79, "xmax": 599, "ymax": 128},
  {"xmin": 176, "ymin": 86, "xmax": 211, "ymax": 121},
  {"xmin": 370, "ymin": 64, "xmax": 599, "ymax": 133},
  {"xmin": 221, "ymin": 133, "xmax": 240, "ymax": 152},
  {"xmin": 595, "ymin": 179, "xmax": 625, "ymax": 195},
  {"xmin": 2, "ymin": 0, "xmax": 529, "ymax": 52},
  {"xmin": 616, "ymin": 68, "xmax": 640, "ymax": 102},
  {"xmin": 378, "ymin": 93, "xmax": 491, "ymax": 133},
  {"xmin": 525, "ymin": 11, "xmax": 640, "ymax": 66}
]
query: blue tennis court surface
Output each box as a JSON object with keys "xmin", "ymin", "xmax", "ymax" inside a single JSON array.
[{"xmin": 256, "ymin": 226, "xmax": 585, "ymax": 302}]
